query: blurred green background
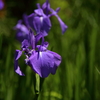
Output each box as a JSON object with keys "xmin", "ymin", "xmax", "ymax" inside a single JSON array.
[{"xmin": 0, "ymin": 0, "xmax": 100, "ymax": 100}]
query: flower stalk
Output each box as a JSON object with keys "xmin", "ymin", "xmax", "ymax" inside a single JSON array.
[{"xmin": 34, "ymin": 74, "xmax": 40, "ymax": 100}]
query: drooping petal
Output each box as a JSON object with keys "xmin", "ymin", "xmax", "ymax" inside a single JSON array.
[
  {"xmin": 14, "ymin": 61, "xmax": 25, "ymax": 76},
  {"xmin": 49, "ymin": 8, "xmax": 68, "ymax": 34},
  {"xmin": 28, "ymin": 51, "xmax": 54, "ymax": 78},
  {"xmin": 14, "ymin": 50, "xmax": 25, "ymax": 76},
  {"xmin": 55, "ymin": 15, "xmax": 68, "ymax": 34},
  {"xmin": 15, "ymin": 50, "xmax": 22, "ymax": 60}
]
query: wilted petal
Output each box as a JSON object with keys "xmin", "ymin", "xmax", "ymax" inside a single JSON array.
[
  {"xmin": 14, "ymin": 50, "xmax": 25, "ymax": 76},
  {"xmin": 28, "ymin": 51, "xmax": 54, "ymax": 78}
]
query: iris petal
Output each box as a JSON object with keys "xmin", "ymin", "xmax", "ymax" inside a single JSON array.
[
  {"xmin": 28, "ymin": 15, "xmax": 42, "ymax": 33},
  {"xmin": 34, "ymin": 9, "xmax": 44, "ymax": 16},
  {"xmin": 28, "ymin": 50, "xmax": 61, "ymax": 78},
  {"xmin": 29, "ymin": 30, "xmax": 35, "ymax": 49},
  {"xmin": 21, "ymin": 39, "xmax": 29, "ymax": 49},
  {"xmin": 15, "ymin": 50, "xmax": 22, "ymax": 60},
  {"xmin": 28, "ymin": 13, "xmax": 35, "ymax": 29},
  {"xmin": 55, "ymin": 15, "xmax": 68, "ymax": 34},
  {"xmin": 14, "ymin": 50, "xmax": 25, "ymax": 76},
  {"xmin": 14, "ymin": 20, "xmax": 29, "ymax": 42},
  {"xmin": 28, "ymin": 9, "xmax": 51, "ymax": 36},
  {"xmin": 50, "ymin": 8, "xmax": 68, "ymax": 34},
  {"xmin": 48, "ymin": 50, "xmax": 61, "ymax": 74},
  {"xmin": 28, "ymin": 51, "xmax": 54, "ymax": 78},
  {"xmin": 15, "ymin": 62, "xmax": 25, "ymax": 76},
  {"xmin": 42, "ymin": 0, "xmax": 50, "ymax": 15},
  {"xmin": 42, "ymin": 17, "xmax": 51, "ymax": 32}
]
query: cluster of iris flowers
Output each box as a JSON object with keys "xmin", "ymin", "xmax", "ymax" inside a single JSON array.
[{"xmin": 14, "ymin": 0, "xmax": 67, "ymax": 78}]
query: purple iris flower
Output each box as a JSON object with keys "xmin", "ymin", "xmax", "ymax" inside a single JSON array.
[
  {"xmin": 26, "ymin": 0, "xmax": 67, "ymax": 36},
  {"xmin": 14, "ymin": 20, "xmax": 29, "ymax": 42},
  {"xmin": 14, "ymin": 0, "xmax": 67, "ymax": 78},
  {"xmin": 14, "ymin": 0, "xmax": 67, "ymax": 42},
  {"xmin": 0, "ymin": 0, "xmax": 4, "ymax": 10},
  {"xmin": 14, "ymin": 31, "xmax": 61, "ymax": 78}
]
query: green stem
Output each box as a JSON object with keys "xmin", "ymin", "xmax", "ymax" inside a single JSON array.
[
  {"xmin": 34, "ymin": 74, "xmax": 40, "ymax": 100},
  {"xmin": 33, "ymin": 74, "xmax": 45, "ymax": 100}
]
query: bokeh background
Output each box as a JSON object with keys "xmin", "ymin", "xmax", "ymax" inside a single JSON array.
[{"xmin": 0, "ymin": 0, "xmax": 100, "ymax": 100}]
